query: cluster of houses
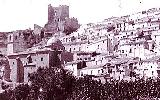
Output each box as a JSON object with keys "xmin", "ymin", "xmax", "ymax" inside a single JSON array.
[
  {"xmin": 1, "ymin": 5, "xmax": 160, "ymax": 86},
  {"xmin": 61, "ymin": 7, "xmax": 160, "ymax": 81}
]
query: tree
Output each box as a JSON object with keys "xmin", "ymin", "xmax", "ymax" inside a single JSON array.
[
  {"xmin": 107, "ymin": 24, "xmax": 115, "ymax": 32},
  {"xmin": 63, "ymin": 17, "xmax": 80, "ymax": 35},
  {"xmin": 14, "ymin": 84, "xmax": 30, "ymax": 100},
  {"xmin": 28, "ymin": 67, "xmax": 76, "ymax": 100}
]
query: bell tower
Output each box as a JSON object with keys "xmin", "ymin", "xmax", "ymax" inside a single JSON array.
[
  {"xmin": 7, "ymin": 32, "xmax": 14, "ymax": 55},
  {"xmin": 7, "ymin": 31, "xmax": 28, "ymax": 55}
]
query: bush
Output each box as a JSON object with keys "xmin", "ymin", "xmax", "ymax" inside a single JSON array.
[{"xmin": 63, "ymin": 17, "xmax": 80, "ymax": 35}]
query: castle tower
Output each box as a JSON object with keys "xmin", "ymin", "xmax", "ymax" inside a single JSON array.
[
  {"xmin": 48, "ymin": 4, "xmax": 69, "ymax": 23},
  {"xmin": 44, "ymin": 4, "xmax": 69, "ymax": 34}
]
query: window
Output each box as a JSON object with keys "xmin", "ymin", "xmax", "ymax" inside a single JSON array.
[
  {"xmin": 122, "ymin": 50, "xmax": 124, "ymax": 53},
  {"xmin": 9, "ymin": 35, "xmax": 11, "ymax": 41},
  {"xmin": 98, "ymin": 70, "xmax": 100, "ymax": 73},
  {"xmin": 58, "ymin": 18, "xmax": 60, "ymax": 22},
  {"xmin": 98, "ymin": 45, "xmax": 99, "ymax": 49},
  {"xmin": 41, "ymin": 57, "xmax": 43, "ymax": 61},
  {"xmin": 93, "ymin": 58, "xmax": 95, "ymax": 61},
  {"xmin": 15, "ymin": 36, "xmax": 17, "ymax": 40},
  {"xmin": 91, "ymin": 70, "xmax": 93, "ymax": 75},
  {"xmin": 103, "ymin": 41, "xmax": 104, "ymax": 43},
  {"xmin": 151, "ymin": 66, "xmax": 152, "ymax": 68},
  {"xmin": 101, "ymin": 69, "xmax": 104, "ymax": 73},
  {"xmin": 27, "ymin": 55, "xmax": 32, "ymax": 63},
  {"xmin": 13, "ymin": 62, "xmax": 14, "ymax": 65},
  {"xmin": 117, "ymin": 24, "xmax": 119, "ymax": 28},
  {"xmin": 129, "ymin": 49, "xmax": 132, "ymax": 53},
  {"xmin": 108, "ymin": 68, "xmax": 112, "ymax": 73},
  {"xmin": 81, "ymin": 72, "xmax": 83, "ymax": 76},
  {"xmin": 120, "ymin": 24, "xmax": 121, "ymax": 27},
  {"xmin": 54, "ymin": 11, "xmax": 57, "ymax": 16},
  {"xmin": 152, "ymin": 71, "xmax": 154, "ymax": 75},
  {"xmin": 134, "ymin": 66, "xmax": 137, "ymax": 69}
]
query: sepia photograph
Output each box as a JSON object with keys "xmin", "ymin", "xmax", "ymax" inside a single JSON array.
[{"xmin": 0, "ymin": 0, "xmax": 160, "ymax": 99}]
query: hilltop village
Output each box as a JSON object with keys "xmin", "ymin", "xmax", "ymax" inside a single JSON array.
[{"xmin": 0, "ymin": 5, "xmax": 160, "ymax": 85}]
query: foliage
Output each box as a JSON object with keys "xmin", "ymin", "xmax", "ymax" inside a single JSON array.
[
  {"xmin": 14, "ymin": 84, "xmax": 30, "ymax": 100},
  {"xmin": 137, "ymin": 31, "xmax": 144, "ymax": 38},
  {"xmin": 107, "ymin": 24, "xmax": 115, "ymax": 32},
  {"xmin": 2, "ymin": 66, "xmax": 160, "ymax": 99},
  {"xmin": 28, "ymin": 67, "xmax": 76, "ymax": 100},
  {"xmin": 1, "ymin": 82, "xmax": 9, "ymax": 90},
  {"xmin": 128, "ymin": 20, "xmax": 135, "ymax": 25},
  {"xmin": 144, "ymin": 41, "xmax": 149, "ymax": 49},
  {"xmin": 63, "ymin": 17, "xmax": 80, "ymax": 35},
  {"xmin": 145, "ymin": 35, "xmax": 152, "ymax": 40},
  {"xmin": 0, "ymin": 89, "xmax": 14, "ymax": 100},
  {"xmin": 91, "ymin": 51, "xmax": 100, "ymax": 57}
]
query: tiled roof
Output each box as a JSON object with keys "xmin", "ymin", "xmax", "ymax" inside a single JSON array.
[
  {"xmin": 65, "ymin": 61, "xmax": 80, "ymax": 66},
  {"xmin": 81, "ymin": 64, "xmax": 105, "ymax": 70},
  {"xmin": 142, "ymin": 56, "xmax": 160, "ymax": 62}
]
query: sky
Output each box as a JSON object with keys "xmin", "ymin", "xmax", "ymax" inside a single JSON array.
[{"xmin": 0, "ymin": 0, "xmax": 160, "ymax": 32}]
